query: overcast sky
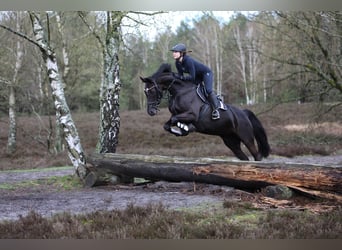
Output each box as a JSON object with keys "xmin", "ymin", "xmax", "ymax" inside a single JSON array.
[{"xmin": 122, "ymin": 11, "xmax": 238, "ymax": 41}]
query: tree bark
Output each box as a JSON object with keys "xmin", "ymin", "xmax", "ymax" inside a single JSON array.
[
  {"xmin": 54, "ymin": 11, "xmax": 69, "ymax": 154},
  {"xmin": 87, "ymin": 153, "xmax": 342, "ymax": 201},
  {"xmin": 98, "ymin": 11, "xmax": 123, "ymax": 153},
  {"xmin": 6, "ymin": 12, "xmax": 24, "ymax": 154},
  {"xmin": 234, "ymin": 27, "xmax": 250, "ymax": 105},
  {"xmin": 29, "ymin": 12, "xmax": 88, "ymax": 179},
  {"xmin": 79, "ymin": 11, "xmax": 123, "ymax": 154}
]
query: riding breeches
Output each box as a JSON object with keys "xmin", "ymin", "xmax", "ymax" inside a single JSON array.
[{"xmin": 203, "ymin": 71, "xmax": 213, "ymax": 94}]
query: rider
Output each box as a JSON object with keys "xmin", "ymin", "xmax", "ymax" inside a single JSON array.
[{"xmin": 170, "ymin": 43, "xmax": 220, "ymax": 120}]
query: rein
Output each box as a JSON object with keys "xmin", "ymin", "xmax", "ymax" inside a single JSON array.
[
  {"xmin": 145, "ymin": 78, "xmax": 177, "ymax": 105},
  {"xmin": 144, "ymin": 80, "xmax": 163, "ymax": 107},
  {"xmin": 165, "ymin": 79, "xmax": 176, "ymax": 100}
]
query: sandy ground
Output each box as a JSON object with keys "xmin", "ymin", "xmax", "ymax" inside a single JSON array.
[{"xmin": 0, "ymin": 155, "xmax": 341, "ymax": 221}]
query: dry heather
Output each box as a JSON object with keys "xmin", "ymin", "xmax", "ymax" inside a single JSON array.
[
  {"xmin": 0, "ymin": 103, "xmax": 341, "ymax": 239},
  {"xmin": 0, "ymin": 102, "xmax": 341, "ymax": 170}
]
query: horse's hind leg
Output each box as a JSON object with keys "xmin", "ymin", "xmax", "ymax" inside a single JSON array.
[
  {"xmin": 235, "ymin": 121, "xmax": 262, "ymax": 161},
  {"xmin": 239, "ymin": 134, "xmax": 262, "ymax": 161},
  {"xmin": 221, "ymin": 135, "xmax": 249, "ymax": 161},
  {"xmin": 243, "ymin": 140, "xmax": 262, "ymax": 161}
]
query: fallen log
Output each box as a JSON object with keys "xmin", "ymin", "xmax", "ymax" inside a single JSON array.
[{"xmin": 86, "ymin": 153, "xmax": 342, "ymax": 201}]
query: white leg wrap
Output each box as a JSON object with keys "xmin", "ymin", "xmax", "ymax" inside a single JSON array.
[{"xmin": 177, "ymin": 122, "xmax": 189, "ymax": 131}]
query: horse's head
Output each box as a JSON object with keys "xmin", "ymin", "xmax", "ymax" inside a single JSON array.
[
  {"xmin": 140, "ymin": 76, "xmax": 163, "ymax": 116},
  {"xmin": 140, "ymin": 63, "xmax": 175, "ymax": 116}
]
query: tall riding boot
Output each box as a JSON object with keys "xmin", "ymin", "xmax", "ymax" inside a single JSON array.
[{"xmin": 208, "ymin": 92, "xmax": 220, "ymax": 120}]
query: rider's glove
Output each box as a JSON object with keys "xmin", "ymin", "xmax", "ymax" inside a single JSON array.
[{"xmin": 173, "ymin": 73, "xmax": 185, "ymax": 81}]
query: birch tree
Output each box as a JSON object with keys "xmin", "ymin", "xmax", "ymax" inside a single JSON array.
[
  {"xmin": 0, "ymin": 12, "xmax": 89, "ymax": 178},
  {"xmin": 192, "ymin": 14, "xmax": 223, "ymax": 95},
  {"xmin": 233, "ymin": 26, "xmax": 249, "ymax": 104},
  {"xmin": 232, "ymin": 16, "xmax": 264, "ymax": 105},
  {"xmin": 29, "ymin": 12, "xmax": 88, "ymax": 178},
  {"xmin": 99, "ymin": 11, "xmax": 123, "ymax": 153},
  {"xmin": 80, "ymin": 11, "xmax": 162, "ymax": 153},
  {"xmin": 54, "ymin": 11, "xmax": 70, "ymax": 153},
  {"xmin": 79, "ymin": 11, "xmax": 124, "ymax": 153},
  {"xmin": 55, "ymin": 12, "xmax": 70, "ymax": 82},
  {"xmin": 6, "ymin": 12, "xmax": 24, "ymax": 154},
  {"xmin": 0, "ymin": 12, "xmax": 89, "ymax": 179}
]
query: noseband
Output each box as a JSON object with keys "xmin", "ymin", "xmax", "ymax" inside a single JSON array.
[{"xmin": 144, "ymin": 76, "xmax": 177, "ymax": 111}]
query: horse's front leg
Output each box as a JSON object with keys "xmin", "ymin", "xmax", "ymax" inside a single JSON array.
[
  {"xmin": 164, "ymin": 118, "xmax": 187, "ymax": 136},
  {"xmin": 165, "ymin": 115, "xmax": 196, "ymax": 136},
  {"xmin": 170, "ymin": 112, "xmax": 197, "ymax": 135},
  {"xmin": 170, "ymin": 111, "xmax": 196, "ymax": 126},
  {"xmin": 163, "ymin": 119, "xmax": 172, "ymax": 132}
]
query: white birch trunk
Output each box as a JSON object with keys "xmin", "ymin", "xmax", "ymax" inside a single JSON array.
[
  {"xmin": 98, "ymin": 11, "xmax": 122, "ymax": 153},
  {"xmin": 139, "ymin": 45, "xmax": 148, "ymax": 109},
  {"xmin": 55, "ymin": 12, "xmax": 69, "ymax": 153},
  {"xmin": 248, "ymin": 43, "xmax": 257, "ymax": 105},
  {"xmin": 7, "ymin": 12, "xmax": 24, "ymax": 154},
  {"xmin": 55, "ymin": 12, "xmax": 70, "ymax": 80},
  {"xmin": 234, "ymin": 27, "xmax": 250, "ymax": 104},
  {"xmin": 29, "ymin": 12, "xmax": 88, "ymax": 179},
  {"xmin": 37, "ymin": 60, "xmax": 44, "ymax": 100},
  {"xmin": 213, "ymin": 25, "xmax": 222, "ymax": 96},
  {"xmin": 263, "ymin": 72, "xmax": 267, "ymax": 103}
]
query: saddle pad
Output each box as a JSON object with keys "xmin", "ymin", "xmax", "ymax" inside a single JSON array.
[{"xmin": 196, "ymin": 85, "xmax": 227, "ymax": 110}]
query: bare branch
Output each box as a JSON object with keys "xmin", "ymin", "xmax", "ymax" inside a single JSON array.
[
  {"xmin": 0, "ymin": 22, "xmax": 44, "ymax": 51},
  {"xmin": 78, "ymin": 11, "xmax": 105, "ymax": 50},
  {"xmin": 0, "ymin": 77, "xmax": 11, "ymax": 85},
  {"xmin": 124, "ymin": 11, "xmax": 166, "ymax": 27}
]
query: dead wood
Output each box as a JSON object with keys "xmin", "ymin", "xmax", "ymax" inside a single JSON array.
[{"xmin": 86, "ymin": 153, "xmax": 342, "ymax": 202}]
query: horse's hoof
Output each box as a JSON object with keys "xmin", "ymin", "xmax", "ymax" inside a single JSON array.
[
  {"xmin": 171, "ymin": 126, "xmax": 183, "ymax": 136},
  {"xmin": 254, "ymin": 153, "xmax": 262, "ymax": 161},
  {"xmin": 163, "ymin": 124, "xmax": 170, "ymax": 131}
]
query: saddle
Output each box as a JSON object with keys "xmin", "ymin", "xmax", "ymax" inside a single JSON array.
[{"xmin": 196, "ymin": 84, "xmax": 227, "ymax": 110}]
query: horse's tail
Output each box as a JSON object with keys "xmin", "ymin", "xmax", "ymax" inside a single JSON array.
[{"xmin": 243, "ymin": 109, "xmax": 270, "ymax": 158}]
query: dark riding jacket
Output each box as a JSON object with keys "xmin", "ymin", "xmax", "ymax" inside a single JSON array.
[{"xmin": 175, "ymin": 55, "xmax": 214, "ymax": 94}]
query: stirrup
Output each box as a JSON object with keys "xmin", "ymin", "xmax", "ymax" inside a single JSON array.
[{"xmin": 212, "ymin": 110, "xmax": 220, "ymax": 120}]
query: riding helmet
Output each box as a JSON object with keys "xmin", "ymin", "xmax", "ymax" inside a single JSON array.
[{"xmin": 170, "ymin": 43, "xmax": 187, "ymax": 52}]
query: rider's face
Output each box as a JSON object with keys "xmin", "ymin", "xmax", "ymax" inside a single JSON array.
[{"xmin": 172, "ymin": 51, "xmax": 181, "ymax": 60}]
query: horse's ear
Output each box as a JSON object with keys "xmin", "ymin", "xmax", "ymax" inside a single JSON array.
[{"xmin": 140, "ymin": 76, "xmax": 146, "ymax": 82}]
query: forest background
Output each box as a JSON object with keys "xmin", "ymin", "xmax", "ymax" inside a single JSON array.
[
  {"xmin": 0, "ymin": 11, "xmax": 341, "ymax": 175},
  {"xmin": 1, "ymin": 11, "xmax": 340, "ymax": 111}
]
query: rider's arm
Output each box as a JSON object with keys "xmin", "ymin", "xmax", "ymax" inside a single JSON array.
[
  {"xmin": 175, "ymin": 61, "xmax": 183, "ymax": 75},
  {"xmin": 182, "ymin": 57, "xmax": 196, "ymax": 82}
]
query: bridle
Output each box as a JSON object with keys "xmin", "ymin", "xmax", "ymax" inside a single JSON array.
[
  {"xmin": 144, "ymin": 79, "xmax": 163, "ymax": 108},
  {"xmin": 144, "ymin": 76, "xmax": 177, "ymax": 110}
]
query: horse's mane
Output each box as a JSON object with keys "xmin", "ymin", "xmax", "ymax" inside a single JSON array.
[{"xmin": 151, "ymin": 63, "xmax": 172, "ymax": 79}]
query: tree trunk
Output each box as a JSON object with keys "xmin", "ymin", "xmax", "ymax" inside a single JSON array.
[
  {"xmin": 29, "ymin": 12, "xmax": 88, "ymax": 180},
  {"xmin": 98, "ymin": 11, "xmax": 123, "ymax": 153},
  {"xmin": 55, "ymin": 12, "xmax": 70, "ymax": 81},
  {"xmin": 6, "ymin": 12, "xmax": 24, "ymax": 154},
  {"xmin": 86, "ymin": 153, "xmax": 342, "ymax": 201},
  {"xmin": 234, "ymin": 27, "xmax": 250, "ymax": 105},
  {"xmin": 54, "ymin": 11, "xmax": 69, "ymax": 154}
]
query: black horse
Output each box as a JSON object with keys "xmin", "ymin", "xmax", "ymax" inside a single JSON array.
[{"xmin": 140, "ymin": 63, "xmax": 270, "ymax": 161}]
